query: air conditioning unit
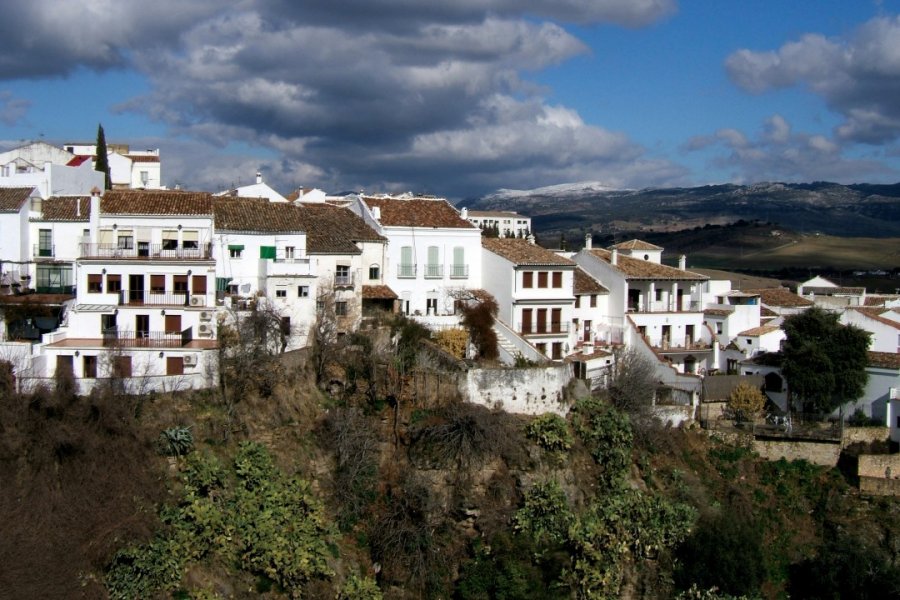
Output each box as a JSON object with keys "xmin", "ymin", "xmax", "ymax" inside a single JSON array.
[
  {"xmin": 190, "ymin": 296, "xmax": 205, "ymax": 307},
  {"xmin": 198, "ymin": 323, "xmax": 212, "ymax": 337},
  {"xmin": 183, "ymin": 354, "xmax": 198, "ymax": 367},
  {"xmin": 200, "ymin": 310, "xmax": 213, "ymax": 321}
]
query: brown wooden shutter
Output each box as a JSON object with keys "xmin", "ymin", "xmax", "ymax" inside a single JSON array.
[{"xmin": 192, "ymin": 275, "xmax": 207, "ymax": 294}]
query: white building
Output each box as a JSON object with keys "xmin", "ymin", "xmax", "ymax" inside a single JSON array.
[
  {"xmin": 215, "ymin": 172, "xmax": 288, "ymax": 203},
  {"xmin": 465, "ymin": 209, "xmax": 531, "ymax": 238},
  {"xmin": 31, "ymin": 190, "xmax": 218, "ymax": 394},
  {"xmin": 482, "ymin": 237, "xmax": 576, "ymax": 361},
  {"xmin": 0, "ymin": 187, "xmax": 42, "ymax": 290},
  {"xmin": 839, "ymin": 307, "xmax": 900, "ymax": 354},
  {"xmin": 798, "ymin": 275, "xmax": 866, "ymax": 310},
  {"xmin": 350, "ymin": 195, "xmax": 482, "ymax": 318},
  {"xmin": 65, "ymin": 142, "xmax": 162, "ymax": 189}
]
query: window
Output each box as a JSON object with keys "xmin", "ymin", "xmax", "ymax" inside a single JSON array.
[
  {"xmin": 83, "ymin": 355, "xmax": 97, "ymax": 379},
  {"xmin": 551, "ymin": 308, "xmax": 562, "ymax": 332},
  {"xmin": 716, "ymin": 322, "xmax": 723, "ymax": 334},
  {"xmin": 114, "ymin": 356, "xmax": 132, "ymax": 378},
  {"xmin": 38, "ymin": 229, "xmax": 52, "ymax": 256},
  {"xmin": 521, "ymin": 308, "xmax": 533, "ymax": 334},
  {"xmin": 276, "ymin": 288, "xmax": 287, "ymax": 298},
  {"xmin": 451, "ymin": 246, "xmax": 466, "ymax": 278},
  {"xmin": 164, "ymin": 314, "xmax": 182, "ymax": 334},
  {"xmin": 552, "ymin": 342, "xmax": 563, "ymax": 360},
  {"xmin": 552, "ymin": 271, "xmax": 562, "ymax": 288},
  {"xmin": 107, "ymin": 274, "xmax": 122, "ymax": 293},
  {"xmin": 537, "ymin": 272, "xmax": 548, "ymax": 288},
  {"xmin": 88, "ymin": 274, "xmax": 103, "ymax": 293},
  {"xmin": 369, "ymin": 264, "xmax": 380, "ymax": 280},
  {"xmin": 174, "ymin": 275, "xmax": 188, "ymax": 294},
  {"xmin": 150, "ymin": 275, "xmax": 165, "ymax": 293},
  {"xmin": 56, "ymin": 355, "xmax": 74, "ymax": 377},
  {"xmin": 192, "ymin": 275, "xmax": 207, "ymax": 294},
  {"xmin": 590, "ymin": 295, "xmax": 597, "ymax": 308},
  {"xmin": 182, "ymin": 230, "xmax": 199, "ymax": 249},
  {"xmin": 335, "ymin": 301, "xmax": 348, "ymax": 316},
  {"xmin": 298, "ymin": 286, "xmax": 310, "ymax": 297},
  {"xmin": 166, "ymin": 356, "xmax": 184, "ymax": 376},
  {"xmin": 655, "ymin": 289, "xmax": 663, "ymax": 302},
  {"xmin": 523, "ymin": 272, "xmax": 533, "ymax": 288},
  {"xmin": 260, "ymin": 245, "xmax": 276, "ymax": 259},
  {"xmin": 117, "ymin": 232, "xmax": 133, "ymax": 249},
  {"xmin": 140, "ymin": 170, "xmax": 149, "ymax": 186},
  {"xmin": 285, "ymin": 246, "xmax": 295, "ymax": 260},
  {"xmin": 426, "ymin": 246, "xmax": 441, "ymax": 278},
  {"xmin": 229, "ymin": 245, "xmax": 244, "ymax": 258},
  {"xmin": 335, "ymin": 265, "xmax": 351, "ymax": 285},
  {"xmin": 535, "ymin": 343, "xmax": 547, "ymax": 356},
  {"xmin": 399, "ymin": 246, "xmax": 414, "ymax": 277},
  {"xmin": 162, "ymin": 230, "xmax": 178, "ymax": 250},
  {"xmin": 101, "ymin": 314, "xmax": 117, "ymax": 333},
  {"xmin": 281, "ymin": 317, "xmax": 291, "ymax": 336},
  {"xmin": 575, "ymin": 295, "xmax": 581, "ymax": 308}
]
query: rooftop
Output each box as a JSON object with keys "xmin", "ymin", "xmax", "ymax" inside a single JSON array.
[
  {"xmin": 33, "ymin": 196, "xmax": 91, "ymax": 221},
  {"xmin": 737, "ymin": 325, "xmax": 782, "ymax": 337},
  {"xmin": 483, "ymin": 238, "xmax": 575, "ymax": 266},
  {"xmin": 0, "ymin": 187, "xmax": 35, "ymax": 212},
  {"xmin": 214, "ymin": 197, "xmax": 307, "ymax": 233},
  {"xmin": 848, "ymin": 307, "xmax": 900, "ymax": 331},
  {"xmin": 102, "ymin": 189, "xmax": 213, "ymax": 216},
  {"xmin": 297, "ymin": 204, "xmax": 385, "ymax": 254},
  {"xmin": 362, "ymin": 284, "xmax": 398, "ymax": 300},
  {"xmin": 363, "ymin": 196, "xmax": 475, "ymax": 229},
  {"xmin": 745, "ymin": 287, "xmax": 814, "ymax": 308},
  {"xmin": 868, "ymin": 351, "xmax": 900, "ymax": 369},
  {"xmin": 586, "ymin": 248, "xmax": 707, "ymax": 281},
  {"xmin": 609, "ymin": 239, "xmax": 663, "ymax": 251},
  {"xmin": 574, "ymin": 267, "xmax": 608, "ymax": 295}
]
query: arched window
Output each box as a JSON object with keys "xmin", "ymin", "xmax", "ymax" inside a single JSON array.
[{"xmin": 368, "ymin": 264, "xmax": 380, "ymax": 280}]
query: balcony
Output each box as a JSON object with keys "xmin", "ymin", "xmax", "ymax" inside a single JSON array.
[
  {"xmin": 118, "ymin": 290, "xmax": 208, "ymax": 307},
  {"xmin": 397, "ymin": 265, "xmax": 416, "ymax": 278},
  {"xmin": 334, "ymin": 273, "xmax": 355, "ymax": 288},
  {"xmin": 627, "ymin": 300, "xmax": 702, "ymax": 313},
  {"xmin": 449, "ymin": 264, "xmax": 469, "ymax": 279},
  {"xmin": 650, "ymin": 337, "xmax": 712, "ymax": 353},
  {"xmin": 33, "ymin": 244, "xmax": 55, "ymax": 258},
  {"xmin": 101, "ymin": 327, "xmax": 192, "ymax": 348},
  {"xmin": 80, "ymin": 243, "xmax": 213, "ymax": 261},
  {"xmin": 517, "ymin": 322, "xmax": 571, "ymax": 336},
  {"xmin": 424, "ymin": 264, "xmax": 443, "ymax": 278}
]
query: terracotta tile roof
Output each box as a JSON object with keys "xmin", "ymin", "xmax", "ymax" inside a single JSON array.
[
  {"xmin": 761, "ymin": 306, "xmax": 778, "ymax": 317},
  {"xmin": 215, "ymin": 197, "xmax": 306, "ymax": 233},
  {"xmin": 483, "ymin": 238, "xmax": 575, "ymax": 266},
  {"xmin": 868, "ymin": 351, "xmax": 900, "ymax": 369},
  {"xmin": 362, "ymin": 284, "xmax": 398, "ymax": 300},
  {"xmin": 704, "ymin": 308, "xmax": 733, "ymax": 316},
  {"xmin": 610, "ymin": 239, "xmax": 663, "ymax": 251},
  {"xmin": 587, "ymin": 249, "xmax": 707, "ymax": 281},
  {"xmin": 865, "ymin": 295, "xmax": 900, "ymax": 307},
  {"xmin": 849, "ymin": 307, "xmax": 900, "ymax": 330},
  {"xmin": 363, "ymin": 196, "xmax": 475, "ymax": 229},
  {"xmin": 33, "ymin": 196, "xmax": 91, "ymax": 221},
  {"xmin": 804, "ymin": 286, "xmax": 865, "ymax": 295},
  {"xmin": 126, "ymin": 155, "xmax": 160, "ymax": 163},
  {"xmin": 565, "ymin": 348, "xmax": 613, "ymax": 362},
  {"xmin": 737, "ymin": 325, "xmax": 781, "ymax": 337},
  {"xmin": 66, "ymin": 155, "xmax": 91, "ymax": 167},
  {"xmin": 0, "ymin": 187, "xmax": 34, "ymax": 212},
  {"xmin": 574, "ymin": 267, "xmax": 608, "ymax": 294},
  {"xmin": 296, "ymin": 204, "xmax": 385, "ymax": 254},
  {"xmin": 745, "ymin": 287, "xmax": 813, "ymax": 308},
  {"xmin": 102, "ymin": 189, "xmax": 213, "ymax": 216}
]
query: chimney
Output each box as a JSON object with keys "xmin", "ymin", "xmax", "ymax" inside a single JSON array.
[
  {"xmin": 611, "ymin": 248, "xmax": 618, "ymax": 265},
  {"xmin": 372, "ymin": 206, "xmax": 381, "ymax": 221},
  {"xmin": 89, "ymin": 187, "xmax": 101, "ymax": 244},
  {"xmin": 460, "ymin": 207, "xmax": 468, "ymax": 220},
  {"xmin": 256, "ymin": 171, "xmax": 262, "ymax": 185},
  {"xmin": 679, "ymin": 255, "xmax": 687, "ymax": 270},
  {"xmin": 585, "ymin": 233, "xmax": 592, "ymax": 249},
  {"xmin": 76, "ymin": 196, "xmax": 81, "ymax": 218}
]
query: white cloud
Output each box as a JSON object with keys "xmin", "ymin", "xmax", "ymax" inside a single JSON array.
[{"xmin": 726, "ymin": 15, "xmax": 900, "ymax": 144}]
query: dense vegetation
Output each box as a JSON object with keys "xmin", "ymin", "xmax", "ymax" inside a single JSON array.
[{"xmin": 1, "ymin": 315, "xmax": 899, "ymax": 598}]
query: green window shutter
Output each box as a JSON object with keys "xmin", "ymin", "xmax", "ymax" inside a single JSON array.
[
  {"xmin": 260, "ymin": 246, "xmax": 276, "ymax": 259},
  {"xmin": 216, "ymin": 277, "xmax": 232, "ymax": 292},
  {"xmin": 427, "ymin": 246, "xmax": 439, "ymax": 265},
  {"xmin": 453, "ymin": 246, "xmax": 464, "ymax": 266},
  {"xmin": 401, "ymin": 246, "xmax": 413, "ymax": 266}
]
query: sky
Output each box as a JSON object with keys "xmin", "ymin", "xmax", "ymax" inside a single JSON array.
[{"xmin": 1, "ymin": 0, "xmax": 900, "ymax": 199}]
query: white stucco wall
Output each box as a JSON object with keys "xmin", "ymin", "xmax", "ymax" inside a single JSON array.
[{"xmin": 461, "ymin": 364, "xmax": 574, "ymax": 416}]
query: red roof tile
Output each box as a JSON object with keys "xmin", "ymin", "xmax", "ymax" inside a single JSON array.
[
  {"xmin": 363, "ymin": 196, "xmax": 475, "ymax": 229},
  {"xmin": 574, "ymin": 267, "xmax": 608, "ymax": 294},
  {"xmin": 587, "ymin": 248, "xmax": 707, "ymax": 281},
  {"xmin": 33, "ymin": 196, "xmax": 91, "ymax": 221},
  {"xmin": 102, "ymin": 189, "xmax": 213, "ymax": 216},
  {"xmin": 483, "ymin": 238, "xmax": 575, "ymax": 266},
  {"xmin": 745, "ymin": 287, "xmax": 814, "ymax": 308},
  {"xmin": 0, "ymin": 187, "xmax": 35, "ymax": 212}
]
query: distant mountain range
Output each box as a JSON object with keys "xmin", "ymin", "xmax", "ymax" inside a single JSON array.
[{"xmin": 463, "ymin": 181, "xmax": 900, "ymax": 238}]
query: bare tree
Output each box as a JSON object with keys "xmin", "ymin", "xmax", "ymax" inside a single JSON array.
[
  {"xmin": 605, "ymin": 347, "xmax": 659, "ymax": 415},
  {"xmin": 310, "ymin": 284, "xmax": 343, "ymax": 387}
]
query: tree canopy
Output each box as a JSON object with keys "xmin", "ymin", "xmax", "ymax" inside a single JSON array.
[{"xmin": 781, "ymin": 307, "xmax": 870, "ymax": 414}]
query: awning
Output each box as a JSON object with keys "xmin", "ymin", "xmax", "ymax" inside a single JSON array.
[{"xmin": 228, "ymin": 244, "xmax": 245, "ymax": 251}]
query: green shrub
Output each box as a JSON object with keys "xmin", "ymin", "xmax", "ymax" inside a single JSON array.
[
  {"xmin": 338, "ymin": 574, "xmax": 382, "ymax": 600},
  {"xmin": 526, "ymin": 413, "xmax": 572, "ymax": 456},
  {"xmin": 571, "ymin": 396, "xmax": 633, "ymax": 485},
  {"xmin": 159, "ymin": 426, "xmax": 194, "ymax": 457},
  {"xmin": 513, "ymin": 480, "xmax": 574, "ymax": 547}
]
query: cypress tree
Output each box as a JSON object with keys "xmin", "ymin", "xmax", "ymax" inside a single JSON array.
[{"xmin": 95, "ymin": 124, "xmax": 112, "ymax": 190}]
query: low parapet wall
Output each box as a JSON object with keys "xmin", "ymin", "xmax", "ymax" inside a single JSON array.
[
  {"xmin": 842, "ymin": 426, "xmax": 889, "ymax": 448},
  {"xmin": 752, "ymin": 438, "xmax": 842, "ymax": 466},
  {"xmin": 461, "ymin": 364, "xmax": 573, "ymax": 416}
]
